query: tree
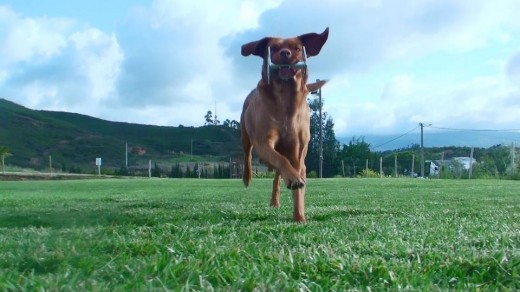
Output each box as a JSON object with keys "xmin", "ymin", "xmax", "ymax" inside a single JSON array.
[
  {"xmin": 204, "ymin": 110, "xmax": 222, "ymax": 126},
  {"xmin": 185, "ymin": 165, "xmax": 192, "ymax": 178},
  {"xmin": 230, "ymin": 120, "xmax": 240, "ymax": 130},
  {"xmin": 170, "ymin": 163, "xmax": 182, "ymax": 178},
  {"xmin": 306, "ymin": 96, "xmax": 340, "ymax": 177},
  {"xmin": 213, "ymin": 115, "xmax": 220, "ymax": 126},
  {"xmin": 223, "ymin": 119, "xmax": 240, "ymax": 130},
  {"xmin": 204, "ymin": 111, "xmax": 213, "ymax": 125},
  {"xmin": 322, "ymin": 118, "xmax": 340, "ymax": 177},
  {"xmin": 484, "ymin": 145, "xmax": 511, "ymax": 175},
  {"xmin": 152, "ymin": 162, "xmax": 162, "ymax": 177},
  {"xmin": 338, "ymin": 137, "xmax": 373, "ymax": 177},
  {"xmin": 0, "ymin": 146, "xmax": 12, "ymax": 173}
]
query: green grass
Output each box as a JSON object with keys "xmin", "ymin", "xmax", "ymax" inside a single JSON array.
[{"xmin": 0, "ymin": 178, "xmax": 518, "ymax": 290}]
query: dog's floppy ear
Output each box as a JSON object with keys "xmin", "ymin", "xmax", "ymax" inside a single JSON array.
[
  {"xmin": 241, "ymin": 37, "xmax": 271, "ymax": 58},
  {"xmin": 298, "ymin": 27, "xmax": 329, "ymax": 57},
  {"xmin": 307, "ymin": 79, "xmax": 327, "ymax": 93}
]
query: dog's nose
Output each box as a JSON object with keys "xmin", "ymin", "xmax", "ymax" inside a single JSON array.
[{"xmin": 280, "ymin": 49, "xmax": 291, "ymax": 59}]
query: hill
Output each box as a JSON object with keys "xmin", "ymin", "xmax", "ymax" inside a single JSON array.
[{"xmin": 0, "ymin": 98, "xmax": 241, "ymax": 172}]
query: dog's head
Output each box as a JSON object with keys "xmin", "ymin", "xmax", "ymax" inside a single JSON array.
[{"xmin": 241, "ymin": 28, "xmax": 329, "ymax": 83}]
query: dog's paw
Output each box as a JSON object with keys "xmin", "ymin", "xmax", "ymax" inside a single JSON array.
[
  {"xmin": 287, "ymin": 178, "xmax": 305, "ymax": 190},
  {"xmin": 293, "ymin": 214, "xmax": 306, "ymax": 223}
]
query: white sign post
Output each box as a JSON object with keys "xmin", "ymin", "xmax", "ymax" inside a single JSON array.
[{"xmin": 95, "ymin": 158, "xmax": 102, "ymax": 176}]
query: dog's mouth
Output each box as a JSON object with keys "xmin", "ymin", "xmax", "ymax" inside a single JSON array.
[
  {"xmin": 277, "ymin": 66, "xmax": 297, "ymax": 80},
  {"xmin": 266, "ymin": 46, "xmax": 308, "ymax": 84}
]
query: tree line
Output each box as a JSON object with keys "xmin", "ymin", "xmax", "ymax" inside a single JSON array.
[
  {"xmin": 166, "ymin": 163, "xmax": 232, "ymax": 179},
  {"xmin": 205, "ymin": 98, "xmax": 519, "ymax": 180},
  {"xmin": 204, "ymin": 110, "xmax": 240, "ymax": 129},
  {"xmin": 0, "ymin": 146, "xmax": 12, "ymax": 173}
]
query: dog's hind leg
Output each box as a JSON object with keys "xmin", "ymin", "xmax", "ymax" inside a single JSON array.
[
  {"xmin": 270, "ymin": 171, "xmax": 281, "ymax": 208},
  {"xmin": 241, "ymin": 129, "xmax": 253, "ymax": 187}
]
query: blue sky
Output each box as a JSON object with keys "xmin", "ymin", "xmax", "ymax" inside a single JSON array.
[
  {"xmin": 1, "ymin": 0, "xmax": 138, "ymax": 30},
  {"xmin": 1, "ymin": 0, "xmax": 520, "ymax": 139}
]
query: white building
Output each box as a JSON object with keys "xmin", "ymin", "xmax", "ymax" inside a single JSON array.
[
  {"xmin": 451, "ymin": 157, "xmax": 477, "ymax": 170},
  {"xmin": 428, "ymin": 157, "xmax": 477, "ymax": 176}
]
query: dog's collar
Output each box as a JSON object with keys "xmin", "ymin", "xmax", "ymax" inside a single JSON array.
[{"xmin": 266, "ymin": 46, "xmax": 308, "ymax": 84}]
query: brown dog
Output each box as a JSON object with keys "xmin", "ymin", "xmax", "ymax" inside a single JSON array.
[{"xmin": 240, "ymin": 28, "xmax": 329, "ymax": 222}]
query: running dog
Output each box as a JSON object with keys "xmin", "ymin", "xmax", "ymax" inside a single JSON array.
[{"xmin": 240, "ymin": 28, "xmax": 329, "ymax": 222}]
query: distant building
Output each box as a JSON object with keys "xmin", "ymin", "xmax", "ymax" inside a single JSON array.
[
  {"xmin": 451, "ymin": 157, "xmax": 477, "ymax": 170},
  {"xmin": 427, "ymin": 157, "xmax": 477, "ymax": 176}
]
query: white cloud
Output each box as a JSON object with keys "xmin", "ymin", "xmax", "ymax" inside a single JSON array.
[
  {"xmin": 20, "ymin": 81, "xmax": 61, "ymax": 111},
  {"xmin": 0, "ymin": 6, "xmax": 124, "ymax": 115},
  {"xmin": 506, "ymin": 51, "xmax": 520, "ymax": 83},
  {"xmin": 335, "ymin": 69, "xmax": 520, "ymax": 135},
  {"xmin": 111, "ymin": 0, "xmax": 282, "ymax": 125},
  {"xmin": 2, "ymin": 0, "xmax": 520, "ymax": 137},
  {"xmin": 381, "ymin": 75, "xmax": 415, "ymax": 101},
  {"xmin": 149, "ymin": 0, "xmax": 280, "ymax": 32},
  {"xmin": 0, "ymin": 7, "xmax": 72, "ymax": 65},
  {"xmin": 69, "ymin": 29, "xmax": 124, "ymax": 102}
]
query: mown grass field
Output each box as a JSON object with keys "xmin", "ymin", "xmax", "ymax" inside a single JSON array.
[{"xmin": 0, "ymin": 178, "xmax": 518, "ymax": 290}]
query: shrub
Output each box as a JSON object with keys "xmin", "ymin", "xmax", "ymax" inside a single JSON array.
[
  {"xmin": 307, "ymin": 170, "xmax": 318, "ymax": 178},
  {"xmin": 254, "ymin": 171, "xmax": 275, "ymax": 179},
  {"xmin": 358, "ymin": 168, "xmax": 380, "ymax": 178}
]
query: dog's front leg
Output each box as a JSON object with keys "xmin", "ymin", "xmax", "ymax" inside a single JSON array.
[
  {"xmin": 292, "ymin": 161, "xmax": 307, "ymax": 222},
  {"xmin": 254, "ymin": 143, "xmax": 304, "ymax": 189},
  {"xmin": 292, "ymin": 187, "xmax": 306, "ymax": 222},
  {"xmin": 270, "ymin": 171, "xmax": 281, "ymax": 208}
]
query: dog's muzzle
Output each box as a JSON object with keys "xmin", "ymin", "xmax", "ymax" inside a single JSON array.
[{"xmin": 267, "ymin": 46, "xmax": 307, "ymax": 84}]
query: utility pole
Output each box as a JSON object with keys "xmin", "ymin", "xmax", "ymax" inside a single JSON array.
[
  {"xmin": 469, "ymin": 147, "xmax": 474, "ymax": 179},
  {"xmin": 311, "ymin": 79, "xmax": 324, "ymax": 178},
  {"xmin": 214, "ymin": 101, "xmax": 218, "ymax": 126},
  {"xmin": 440, "ymin": 151, "xmax": 445, "ymax": 178},
  {"xmin": 379, "ymin": 157, "xmax": 383, "ymax": 178},
  {"xmin": 411, "ymin": 154, "xmax": 415, "ymax": 178},
  {"xmin": 229, "ymin": 156, "xmax": 232, "ymax": 179},
  {"xmin": 125, "ymin": 142, "xmax": 128, "ymax": 170},
  {"xmin": 317, "ymin": 79, "xmax": 323, "ymax": 179},
  {"xmin": 512, "ymin": 142, "xmax": 516, "ymax": 174},
  {"xmin": 419, "ymin": 123, "xmax": 431, "ymax": 177},
  {"xmin": 419, "ymin": 123, "xmax": 425, "ymax": 177},
  {"xmin": 394, "ymin": 154, "xmax": 398, "ymax": 178}
]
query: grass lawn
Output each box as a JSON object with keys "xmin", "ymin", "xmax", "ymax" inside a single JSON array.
[{"xmin": 0, "ymin": 178, "xmax": 518, "ymax": 290}]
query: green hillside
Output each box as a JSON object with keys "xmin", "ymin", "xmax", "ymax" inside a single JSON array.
[{"xmin": 0, "ymin": 98, "xmax": 241, "ymax": 172}]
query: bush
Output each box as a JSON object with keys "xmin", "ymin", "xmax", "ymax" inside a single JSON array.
[
  {"xmin": 254, "ymin": 171, "xmax": 275, "ymax": 179},
  {"xmin": 358, "ymin": 168, "xmax": 379, "ymax": 178},
  {"xmin": 506, "ymin": 172, "xmax": 520, "ymax": 180},
  {"xmin": 307, "ymin": 170, "xmax": 318, "ymax": 178}
]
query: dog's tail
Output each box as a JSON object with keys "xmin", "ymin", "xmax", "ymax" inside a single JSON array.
[
  {"xmin": 243, "ymin": 150, "xmax": 252, "ymax": 187},
  {"xmin": 241, "ymin": 123, "xmax": 253, "ymax": 187}
]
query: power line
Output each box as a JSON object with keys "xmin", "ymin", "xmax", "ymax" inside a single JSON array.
[
  {"xmin": 430, "ymin": 126, "xmax": 520, "ymax": 132},
  {"xmin": 430, "ymin": 126, "xmax": 520, "ymax": 145},
  {"xmin": 368, "ymin": 125, "xmax": 519, "ymax": 151},
  {"xmin": 372, "ymin": 126, "xmax": 420, "ymax": 150}
]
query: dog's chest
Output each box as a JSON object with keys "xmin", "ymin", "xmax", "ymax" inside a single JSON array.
[
  {"xmin": 280, "ymin": 117, "xmax": 292, "ymax": 135},
  {"xmin": 273, "ymin": 111, "xmax": 310, "ymax": 139}
]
